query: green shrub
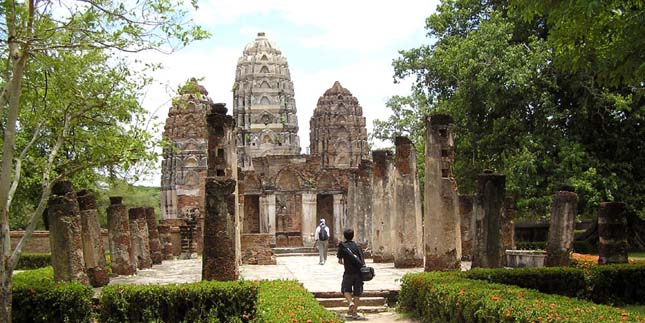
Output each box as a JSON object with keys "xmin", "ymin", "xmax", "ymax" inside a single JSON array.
[
  {"xmin": 11, "ymin": 267, "xmax": 94, "ymax": 323},
  {"xmin": 15, "ymin": 253, "xmax": 51, "ymax": 270},
  {"xmin": 399, "ymin": 272, "xmax": 645, "ymax": 323},
  {"xmin": 254, "ymin": 280, "xmax": 341, "ymax": 323},
  {"xmin": 464, "ymin": 267, "xmax": 586, "ymax": 298},
  {"xmin": 515, "ymin": 241, "xmax": 546, "ymax": 250},
  {"xmin": 587, "ymin": 264, "xmax": 645, "ymax": 305},
  {"xmin": 99, "ymin": 280, "xmax": 257, "ymax": 323}
]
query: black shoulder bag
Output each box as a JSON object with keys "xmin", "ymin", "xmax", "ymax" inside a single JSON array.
[{"xmin": 342, "ymin": 243, "xmax": 375, "ymax": 281}]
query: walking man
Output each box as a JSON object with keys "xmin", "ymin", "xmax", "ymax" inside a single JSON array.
[
  {"xmin": 337, "ymin": 228, "xmax": 365, "ymax": 319},
  {"xmin": 314, "ymin": 218, "xmax": 330, "ymax": 265}
]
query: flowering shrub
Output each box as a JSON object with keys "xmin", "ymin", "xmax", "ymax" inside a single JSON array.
[
  {"xmin": 399, "ymin": 272, "xmax": 645, "ymax": 323},
  {"xmin": 253, "ymin": 280, "xmax": 342, "ymax": 323}
]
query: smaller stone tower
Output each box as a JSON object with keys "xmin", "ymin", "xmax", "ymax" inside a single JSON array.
[{"xmin": 310, "ymin": 81, "xmax": 369, "ymax": 168}]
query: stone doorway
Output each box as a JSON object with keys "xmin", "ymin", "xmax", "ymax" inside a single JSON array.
[
  {"xmin": 243, "ymin": 195, "xmax": 260, "ymax": 233},
  {"xmin": 275, "ymin": 194, "xmax": 303, "ymax": 247},
  {"xmin": 316, "ymin": 194, "xmax": 334, "ymax": 245}
]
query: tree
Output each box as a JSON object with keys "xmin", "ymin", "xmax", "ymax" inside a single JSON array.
[
  {"xmin": 0, "ymin": 1, "xmax": 208, "ymax": 321},
  {"xmin": 376, "ymin": 0, "xmax": 643, "ymax": 221}
]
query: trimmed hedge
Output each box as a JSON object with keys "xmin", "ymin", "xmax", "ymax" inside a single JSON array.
[
  {"xmin": 11, "ymin": 267, "xmax": 94, "ymax": 323},
  {"xmin": 99, "ymin": 281, "xmax": 257, "ymax": 323},
  {"xmin": 464, "ymin": 267, "xmax": 587, "ymax": 298},
  {"xmin": 587, "ymin": 264, "xmax": 645, "ymax": 305},
  {"xmin": 399, "ymin": 272, "xmax": 645, "ymax": 323},
  {"xmin": 15, "ymin": 253, "xmax": 51, "ymax": 270},
  {"xmin": 254, "ymin": 280, "xmax": 341, "ymax": 323}
]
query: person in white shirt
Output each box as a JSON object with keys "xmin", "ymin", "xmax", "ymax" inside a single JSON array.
[{"xmin": 314, "ymin": 218, "xmax": 330, "ymax": 265}]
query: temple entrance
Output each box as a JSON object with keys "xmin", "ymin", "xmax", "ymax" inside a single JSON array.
[
  {"xmin": 243, "ymin": 195, "xmax": 260, "ymax": 233},
  {"xmin": 275, "ymin": 194, "xmax": 303, "ymax": 247},
  {"xmin": 316, "ymin": 194, "xmax": 334, "ymax": 245}
]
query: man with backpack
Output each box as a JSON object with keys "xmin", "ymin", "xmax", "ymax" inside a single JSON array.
[
  {"xmin": 337, "ymin": 228, "xmax": 365, "ymax": 319},
  {"xmin": 314, "ymin": 218, "xmax": 330, "ymax": 265}
]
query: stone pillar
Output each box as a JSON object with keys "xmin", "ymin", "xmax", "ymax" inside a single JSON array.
[
  {"xmin": 347, "ymin": 160, "xmax": 373, "ymax": 248},
  {"xmin": 203, "ymin": 180, "xmax": 238, "ymax": 280},
  {"xmin": 502, "ymin": 197, "xmax": 516, "ymax": 262},
  {"xmin": 459, "ymin": 195, "xmax": 474, "ymax": 261},
  {"xmin": 107, "ymin": 197, "xmax": 135, "ymax": 275},
  {"xmin": 145, "ymin": 207, "xmax": 163, "ymax": 265},
  {"xmin": 260, "ymin": 193, "xmax": 276, "ymax": 242},
  {"xmin": 301, "ymin": 193, "xmax": 317, "ymax": 245},
  {"xmin": 157, "ymin": 224, "xmax": 174, "ymax": 260},
  {"xmin": 371, "ymin": 150, "xmax": 394, "ymax": 263},
  {"xmin": 424, "ymin": 114, "xmax": 461, "ymax": 271},
  {"xmin": 128, "ymin": 207, "xmax": 153, "ymax": 269},
  {"xmin": 47, "ymin": 181, "xmax": 89, "ymax": 284},
  {"xmin": 333, "ymin": 194, "xmax": 345, "ymax": 245},
  {"xmin": 393, "ymin": 137, "xmax": 424, "ymax": 268},
  {"xmin": 202, "ymin": 102, "xmax": 240, "ymax": 281},
  {"xmin": 472, "ymin": 171, "xmax": 506, "ymax": 268},
  {"xmin": 598, "ymin": 202, "xmax": 628, "ymax": 265},
  {"xmin": 545, "ymin": 186, "xmax": 577, "ymax": 266},
  {"xmin": 77, "ymin": 189, "xmax": 109, "ymax": 287}
]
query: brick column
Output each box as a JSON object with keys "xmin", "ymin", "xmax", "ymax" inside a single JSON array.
[
  {"xmin": 145, "ymin": 207, "xmax": 163, "ymax": 264},
  {"xmin": 393, "ymin": 136, "xmax": 423, "ymax": 268},
  {"xmin": 47, "ymin": 181, "xmax": 89, "ymax": 284},
  {"xmin": 545, "ymin": 185, "xmax": 578, "ymax": 266},
  {"xmin": 77, "ymin": 189, "xmax": 109, "ymax": 287},
  {"xmin": 371, "ymin": 150, "xmax": 394, "ymax": 263},
  {"xmin": 472, "ymin": 171, "xmax": 505, "ymax": 268},
  {"xmin": 459, "ymin": 195, "xmax": 474, "ymax": 261},
  {"xmin": 129, "ymin": 207, "xmax": 152, "ymax": 269},
  {"xmin": 424, "ymin": 114, "xmax": 461, "ymax": 271},
  {"xmin": 157, "ymin": 224, "xmax": 174, "ymax": 260},
  {"xmin": 598, "ymin": 202, "xmax": 628, "ymax": 265},
  {"xmin": 107, "ymin": 197, "xmax": 135, "ymax": 275}
]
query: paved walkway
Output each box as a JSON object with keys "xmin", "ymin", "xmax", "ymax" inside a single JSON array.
[{"xmin": 106, "ymin": 255, "xmax": 463, "ymax": 322}]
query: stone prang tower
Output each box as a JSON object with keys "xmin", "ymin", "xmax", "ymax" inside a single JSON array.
[
  {"xmin": 310, "ymin": 81, "xmax": 369, "ymax": 169},
  {"xmin": 233, "ymin": 32, "xmax": 300, "ymax": 169}
]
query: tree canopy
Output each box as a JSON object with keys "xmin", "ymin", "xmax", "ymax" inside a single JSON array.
[{"xmin": 374, "ymin": 0, "xmax": 644, "ymax": 220}]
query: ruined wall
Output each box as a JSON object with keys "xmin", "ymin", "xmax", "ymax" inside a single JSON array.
[
  {"xmin": 241, "ymin": 233, "xmax": 276, "ymax": 265},
  {"xmin": 424, "ymin": 114, "xmax": 461, "ymax": 271},
  {"xmin": 346, "ymin": 160, "xmax": 373, "ymax": 248}
]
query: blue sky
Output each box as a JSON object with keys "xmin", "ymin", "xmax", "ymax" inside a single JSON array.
[{"xmin": 137, "ymin": 0, "xmax": 439, "ymax": 185}]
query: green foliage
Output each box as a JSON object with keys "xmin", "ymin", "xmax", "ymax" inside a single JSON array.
[
  {"xmin": 377, "ymin": 0, "xmax": 645, "ymax": 220},
  {"xmin": 99, "ymin": 281, "xmax": 257, "ymax": 323},
  {"xmin": 515, "ymin": 241, "xmax": 546, "ymax": 251},
  {"xmin": 14, "ymin": 253, "xmax": 51, "ymax": 270},
  {"xmin": 399, "ymin": 271, "xmax": 645, "ymax": 323},
  {"xmin": 254, "ymin": 280, "xmax": 342, "ymax": 323},
  {"xmin": 586, "ymin": 264, "xmax": 645, "ymax": 305},
  {"xmin": 96, "ymin": 180, "xmax": 161, "ymax": 227},
  {"xmin": 11, "ymin": 267, "xmax": 94, "ymax": 323},
  {"xmin": 464, "ymin": 267, "xmax": 586, "ymax": 298}
]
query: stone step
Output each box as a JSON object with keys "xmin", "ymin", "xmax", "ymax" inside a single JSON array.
[
  {"xmin": 313, "ymin": 289, "xmax": 398, "ymax": 299},
  {"xmin": 326, "ymin": 306, "xmax": 389, "ymax": 314},
  {"xmin": 317, "ymin": 296, "xmax": 385, "ymax": 308},
  {"xmin": 272, "ymin": 247, "xmax": 337, "ymax": 254}
]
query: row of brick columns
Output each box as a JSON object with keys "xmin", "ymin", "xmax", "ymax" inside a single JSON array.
[
  {"xmin": 424, "ymin": 114, "xmax": 629, "ymax": 269},
  {"xmin": 47, "ymin": 183, "xmax": 166, "ymax": 286}
]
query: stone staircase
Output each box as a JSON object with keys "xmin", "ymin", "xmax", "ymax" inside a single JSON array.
[
  {"xmin": 313, "ymin": 290, "xmax": 397, "ymax": 314},
  {"xmin": 272, "ymin": 247, "xmax": 337, "ymax": 257}
]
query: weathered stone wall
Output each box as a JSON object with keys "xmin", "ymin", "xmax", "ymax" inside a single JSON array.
[
  {"xmin": 241, "ymin": 233, "xmax": 276, "ymax": 265},
  {"xmin": 598, "ymin": 202, "xmax": 628, "ymax": 265},
  {"xmin": 346, "ymin": 160, "xmax": 373, "ymax": 248},
  {"xmin": 472, "ymin": 172, "xmax": 506, "ymax": 268},
  {"xmin": 424, "ymin": 114, "xmax": 461, "ymax": 271},
  {"xmin": 392, "ymin": 137, "xmax": 424, "ymax": 268},
  {"xmin": 371, "ymin": 150, "xmax": 394, "ymax": 263},
  {"xmin": 107, "ymin": 197, "xmax": 136, "ymax": 275},
  {"xmin": 459, "ymin": 195, "xmax": 474, "ymax": 261},
  {"xmin": 545, "ymin": 186, "xmax": 578, "ymax": 267},
  {"xmin": 47, "ymin": 181, "xmax": 89, "ymax": 284},
  {"xmin": 502, "ymin": 197, "xmax": 516, "ymax": 263},
  {"xmin": 77, "ymin": 190, "xmax": 109, "ymax": 287}
]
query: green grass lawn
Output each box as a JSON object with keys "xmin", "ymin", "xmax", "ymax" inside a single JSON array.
[{"xmin": 629, "ymin": 252, "xmax": 645, "ymax": 263}]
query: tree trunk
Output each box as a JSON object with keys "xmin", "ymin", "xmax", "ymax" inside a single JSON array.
[{"xmin": 0, "ymin": 264, "xmax": 12, "ymax": 323}]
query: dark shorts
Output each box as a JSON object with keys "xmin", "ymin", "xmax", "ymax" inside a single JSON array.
[{"xmin": 341, "ymin": 272, "xmax": 363, "ymax": 296}]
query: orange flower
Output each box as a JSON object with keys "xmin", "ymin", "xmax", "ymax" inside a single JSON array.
[
  {"xmin": 459, "ymin": 289, "xmax": 465, "ymax": 295},
  {"xmin": 491, "ymin": 295, "xmax": 500, "ymax": 301}
]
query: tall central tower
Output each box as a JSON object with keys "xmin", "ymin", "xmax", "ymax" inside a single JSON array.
[{"xmin": 233, "ymin": 32, "xmax": 300, "ymax": 168}]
